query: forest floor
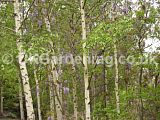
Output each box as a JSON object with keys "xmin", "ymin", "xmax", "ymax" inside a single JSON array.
[
  {"xmin": 0, "ymin": 116, "xmax": 19, "ymax": 120},
  {"xmin": 0, "ymin": 112, "xmax": 19, "ymax": 120}
]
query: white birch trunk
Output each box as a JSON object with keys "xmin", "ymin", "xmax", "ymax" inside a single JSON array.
[
  {"xmin": 34, "ymin": 67, "xmax": 42, "ymax": 120},
  {"xmin": 14, "ymin": 0, "xmax": 35, "ymax": 119},
  {"xmin": 80, "ymin": 0, "xmax": 91, "ymax": 120},
  {"xmin": 69, "ymin": 18, "xmax": 78, "ymax": 120},
  {"xmin": 110, "ymin": 1, "xmax": 120, "ymax": 114},
  {"xmin": 18, "ymin": 78, "xmax": 25, "ymax": 120},
  {"xmin": 43, "ymin": 12, "xmax": 55, "ymax": 119},
  {"xmin": 44, "ymin": 17, "xmax": 63, "ymax": 120},
  {"xmin": 52, "ymin": 65, "xmax": 63, "ymax": 120},
  {"xmin": 114, "ymin": 44, "xmax": 120, "ymax": 114}
]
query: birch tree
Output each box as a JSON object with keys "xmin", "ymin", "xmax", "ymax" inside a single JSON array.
[
  {"xmin": 111, "ymin": 1, "xmax": 120, "ymax": 114},
  {"xmin": 72, "ymin": 60, "xmax": 78, "ymax": 120},
  {"xmin": 43, "ymin": 10, "xmax": 63, "ymax": 120},
  {"xmin": 34, "ymin": 66, "xmax": 42, "ymax": 120},
  {"xmin": 14, "ymin": 0, "xmax": 35, "ymax": 119},
  {"xmin": 47, "ymin": 66, "xmax": 55, "ymax": 119},
  {"xmin": 80, "ymin": 0, "xmax": 91, "ymax": 119},
  {"xmin": 18, "ymin": 77, "xmax": 25, "ymax": 120},
  {"xmin": 113, "ymin": 43, "xmax": 120, "ymax": 114}
]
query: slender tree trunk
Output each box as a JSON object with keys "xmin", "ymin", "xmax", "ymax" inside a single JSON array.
[
  {"xmin": 0, "ymin": 86, "xmax": 3, "ymax": 116},
  {"xmin": 68, "ymin": 14, "xmax": 78, "ymax": 120},
  {"xmin": 18, "ymin": 78, "xmax": 25, "ymax": 120},
  {"xmin": 50, "ymin": 78, "xmax": 55, "ymax": 115},
  {"xmin": 92, "ymin": 74, "xmax": 97, "ymax": 120},
  {"xmin": 154, "ymin": 73, "xmax": 159, "ymax": 119},
  {"xmin": 137, "ymin": 36, "xmax": 144, "ymax": 120},
  {"xmin": 72, "ymin": 61, "xmax": 78, "ymax": 120},
  {"xmin": 44, "ymin": 17, "xmax": 63, "ymax": 120},
  {"xmin": 51, "ymin": 64, "xmax": 63, "ymax": 120},
  {"xmin": 44, "ymin": 15, "xmax": 55, "ymax": 119},
  {"xmin": 103, "ymin": 53, "xmax": 109, "ymax": 107},
  {"xmin": 110, "ymin": 1, "xmax": 120, "ymax": 114},
  {"xmin": 80, "ymin": 0, "xmax": 91, "ymax": 120},
  {"xmin": 34, "ymin": 66, "xmax": 42, "ymax": 120},
  {"xmin": 125, "ymin": 63, "xmax": 129, "ymax": 92},
  {"xmin": 48, "ymin": 67, "xmax": 55, "ymax": 119},
  {"xmin": 114, "ymin": 44, "xmax": 120, "ymax": 114},
  {"xmin": 14, "ymin": 0, "xmax": 35, "ymax": 119},
  {"xmin": 137, "ymin": 66, "xmax": 143, "ymax": 120}
]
